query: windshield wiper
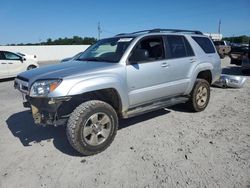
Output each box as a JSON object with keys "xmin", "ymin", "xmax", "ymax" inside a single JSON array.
[{"xmin": 77, "ymin": 57, "xmax": 103, "ymax": 62}]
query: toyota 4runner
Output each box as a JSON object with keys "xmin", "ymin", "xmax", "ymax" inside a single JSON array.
[{"xmin": 14, "ymin": 29, "xmax": 221, "ymax": 155}]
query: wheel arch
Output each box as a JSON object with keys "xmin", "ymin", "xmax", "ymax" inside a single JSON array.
[
  {"xmin": 197, "ymin": 70, "xmax": 212, "ymax": 84},
  {"xmin": 27, "ymin": 64, "xmax": 37, "ymax": 70},
  {"xmin": 185, "ymin": 63, "xmax": 213, "ymax": 94},
  {"xmin": 57, "ymin": 88, "xmax": 124, "ymax": 118}
]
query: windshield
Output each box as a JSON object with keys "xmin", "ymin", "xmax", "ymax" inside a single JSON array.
[
  {"xmin": 16, "ymin": 52, "xmax": 25, "ymax": 56},
  {"xmin": 77, "ymin": 37, "xmax": 134, "ymax": 63}
]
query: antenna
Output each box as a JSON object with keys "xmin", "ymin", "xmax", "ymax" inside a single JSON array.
[
  {"xmin": 98, "ymin": 22, "xmax": 102, "ymax": 40},
  {"xmin": 218, "ymin": 19, "xmax": 221, "ymax": 34}
]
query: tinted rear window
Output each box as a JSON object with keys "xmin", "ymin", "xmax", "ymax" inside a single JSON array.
[
  {"xmin": 166, "ymin": 35, "xmax": 194, "ymax": 58},
  {"xmin": 192, "ymin": 36, "xmax": 216, "ymax": 54}
]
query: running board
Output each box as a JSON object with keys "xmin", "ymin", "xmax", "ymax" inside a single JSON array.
[{"xmin": 122, "ymin": 97, "xmax": 189, "ymax": 118}]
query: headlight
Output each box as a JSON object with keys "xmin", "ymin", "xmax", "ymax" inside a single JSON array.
[{"xmin": 30, "ymin": 79, "xmax": 62, "ymax": 97}]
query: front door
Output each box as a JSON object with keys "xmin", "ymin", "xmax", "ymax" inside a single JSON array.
[
  {"xmin": 0, "ymin": 52, "xmax": 9, "ymax": 78},
  {"xmin": 126, "ymin": 36, "xmax": 170, "ymax": 107},
  {"xmin": 2, "ymin": 51, "xmax": 24, "ymax": 77}
]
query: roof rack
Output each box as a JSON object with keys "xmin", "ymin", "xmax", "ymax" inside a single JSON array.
[{"xmin": 116, "ymin": 28, "xmax": 203, "ymax": 36}]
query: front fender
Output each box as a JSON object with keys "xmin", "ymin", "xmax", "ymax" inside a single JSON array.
[{"xmin": 67, "ymin": 76, "xmax": 129, "ymax": 111}]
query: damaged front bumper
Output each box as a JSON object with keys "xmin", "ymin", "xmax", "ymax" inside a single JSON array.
[
  {"xmin": 24, "ymin": 96, "xmax": 71, "ymax": 126},
  {"xmin": 14, "ymin": 77, "xmax": 73, "ymax": 126}
]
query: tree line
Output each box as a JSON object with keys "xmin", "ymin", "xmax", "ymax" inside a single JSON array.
[
  {"xmin": 223, "ymin": 35, "xmax": 250, "ymax": 44},
  {"xmin": 5, "ymin": 36, "xmax": 97, "ymax": 46},
  {"xmin": 4, "ymin": 35, "xmax": 250, "ymax": 46}
]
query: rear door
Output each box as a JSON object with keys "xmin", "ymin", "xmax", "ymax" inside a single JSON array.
[
  {"xmin": 162, "ymin": 35, "xmax": 196, "ymax": 95},
  {"xmin": 2, "ymin": 51, "xmax": 25, "ymax": 77}
]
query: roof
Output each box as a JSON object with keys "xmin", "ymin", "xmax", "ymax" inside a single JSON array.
[{"xmin": 116, "ymin": 28, "xmax": 203, "ymax": 37}]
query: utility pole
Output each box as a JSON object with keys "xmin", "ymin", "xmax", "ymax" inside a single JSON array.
[
  {"xmin": 218, "ymin": 19, "xmax": 221, "ymax": 34},
  {"xmin": 98, "ymin": 22, "xmax": 102, "ymax": 40}
]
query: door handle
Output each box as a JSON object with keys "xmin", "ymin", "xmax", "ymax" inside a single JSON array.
[
  {"xmin": 8, "ymin": 63, "xmax": 13, "ymax": 64},
  {"xmin": 189, "ymin": 58, "xmax": 196, "ymax": 63},
  {"xmin": 161, "ymin": 62, "xmax": 169, "ymax": 67},
  {"xmin": 1, "ymin": 62, "xmax": 7, "ymax": 64}
]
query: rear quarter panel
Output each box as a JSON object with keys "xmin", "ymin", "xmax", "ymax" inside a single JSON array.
[{"xmin": 184, "ymin": 35, "xmax": 221, "ymax": 94}]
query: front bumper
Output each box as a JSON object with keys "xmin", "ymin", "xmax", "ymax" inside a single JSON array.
[
  {"xmin": 14, "ymin": 77, "xmax": 71, "ymax": 126},
  {"xmin": 25, "ymin": 96, "xmax": 71, "ymax": 126},
  {"xmin": 212, "ymin": 74, "xmax": 247, "ymax": 88}
]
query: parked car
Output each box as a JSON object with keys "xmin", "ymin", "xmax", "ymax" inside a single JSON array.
[
  {"xmin": 0, "ymin": 51, "xmax": 39, "ymax": 79},
  {"xmin": 213, "ymin": 40, "xmax": 231, "ymax": 59},
  {"xmin": 60, "ymin": 52, "xmax": 83, "ymax": 63},
  {"xmin": 14, "ymin": 29, "xmax": 221, "ymax": 155},
  {"xmin": 16, "ymin": 52, "xmax": 38, "ymax": 62},
  {"xmin": 229, "ymin": 45, "xmax": 249, "ymax": 65},
  {"xmin": 241, "ymin": 41, "xmax": 250, "ymax": 74}
]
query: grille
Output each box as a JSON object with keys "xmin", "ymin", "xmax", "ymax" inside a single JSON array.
[
  {"xmin": 14, "ymin": 77, "xmax": 29, "ymax": 94},
  {"xmin": 16, "ymin": 75, "xmax": 29, "ymax": 82}
]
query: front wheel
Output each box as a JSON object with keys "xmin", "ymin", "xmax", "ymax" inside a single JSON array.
[
  {"xmin": 66, "ymin": 100, "xmax": 118, "ymax": 156},
  {"xmin": 188, "ymin": 79, "xmax": 210, "ymax": 112}
]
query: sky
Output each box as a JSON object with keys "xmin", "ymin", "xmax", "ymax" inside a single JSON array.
[{"xmin": 0, "ymin": 0, "xmax": 249, "ymax": 45}]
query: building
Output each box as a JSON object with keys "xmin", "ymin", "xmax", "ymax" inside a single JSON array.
[{"xmin": 204, "ymin": 33, "xmax": 223, "ymax": 41}]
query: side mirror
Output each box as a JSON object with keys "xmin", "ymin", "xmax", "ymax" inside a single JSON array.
[
  {"xmin": 129, "ymin": 49, "xmax": 149, "ymax": 64},
  {"xmin": 21, "ymin": 57, "xmax": 26, "ymax": 62}
]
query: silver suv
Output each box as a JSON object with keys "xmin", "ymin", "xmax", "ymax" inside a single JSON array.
[{"xmin": 14, "ymin": 29, "xmax": 221, "ymax": 155}]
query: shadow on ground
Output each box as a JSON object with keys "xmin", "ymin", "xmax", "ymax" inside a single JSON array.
[
  {"xmin": 0, "ymin": 77, "xmax": 15, "ymax": 82},
  {"xmin": 6, "ymin": 110, "xmax": 80, "ymax": 156},
  {"xmin": 6, "ymin": 109, "xmax": 171, "ymax": 156}
]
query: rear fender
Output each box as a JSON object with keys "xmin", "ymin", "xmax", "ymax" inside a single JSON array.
[{"xmin": 185, "ymin": 62, "xmax": 213, "ymax": 94}]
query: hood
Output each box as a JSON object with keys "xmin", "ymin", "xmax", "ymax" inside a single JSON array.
[{"xmin": 18, "ymin": 60, "xmax": 120, "ymax": 83}]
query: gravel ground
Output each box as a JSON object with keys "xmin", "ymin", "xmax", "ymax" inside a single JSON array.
[{"xmin": 0, "ymin": 57, "xmax": 249, "ymax": 188}]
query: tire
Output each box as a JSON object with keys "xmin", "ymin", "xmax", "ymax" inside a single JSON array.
[
  {"xmin": 66, "ymin": 100, "xmax": 118, "ymax": 156},
  {"xmin": 27, "ymin": 65, "xmax": 36, "ymax": 70},
  {"xmin": 188, "ymin": 79, "xmax": 210, "ymax": 112}
]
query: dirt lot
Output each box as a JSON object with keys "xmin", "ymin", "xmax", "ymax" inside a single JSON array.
[{"xmin": 0, "ymin": 57, "xmax": 249, "ymax": 188}]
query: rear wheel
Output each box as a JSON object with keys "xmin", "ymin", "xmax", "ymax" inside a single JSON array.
[
  {"xmin": 66, "ymin": 100, "xmax": 118, "ymax": 156},
  {"xmin": 188, "ymin": 79, "xmax": 210, "ymax": 112},
  {"xmin": 27, "ymin": 65, "xmax": 36, "ymax": 70}
]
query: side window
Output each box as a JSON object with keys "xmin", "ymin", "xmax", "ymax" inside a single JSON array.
[
  {"xmin": 192, "ymin": 36, "xmax": 216, "ymax": 54},
  {"xmin": 129, "ymin": 36, "xmax": 165, "ymax": 63},
  {"xmin": 0, "ymin": 52, "xmax": 5, "ymax": 60},
  {"xmin": 183, "ymin": 37, "xmax": 195, "ymax": 57},
  {"xmin": 3, "ymin": 52, "xmax": 21, "ymax": 60},
  {"xmin": 166, "ymin": 35, "xmax": 189, "ymax": 58}
]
